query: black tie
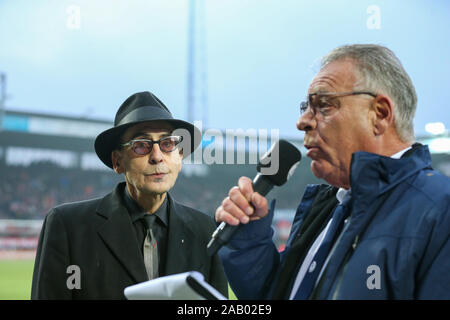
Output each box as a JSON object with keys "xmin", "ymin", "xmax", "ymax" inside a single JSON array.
[{"xmin": 142, "ymin": 214, "xmax": 158, "ymax": 280}]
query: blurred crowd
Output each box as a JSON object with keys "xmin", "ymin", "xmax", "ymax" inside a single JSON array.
[
  {"xmin": 0, "ymin": 161, "xmax": 309, "ymax": 250},
  {"xmin": 0, "ymin": 161, "xmax": 309, "ymax": 220},
  {"xmin": 0, "ymin": 162, "xmax": 301, "ymax": 249},
  {"xmin": 0, "ymin": 162, "xmax": 122, "ymax": 219},
  {"xmin": 1, "ymin": 153, "xmax": 448, "ymax": 252}
]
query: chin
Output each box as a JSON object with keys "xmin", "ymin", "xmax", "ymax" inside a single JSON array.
[
  {"xmin": 142, "ymin": 190, "xmax": 169, "ymax": 197},
  {"xmin": 310, "ymin": 160, "xmax": 326, "ymax": 179},
  {"xmin": 146, "ymin": 186, "xmax": 170, "ymax": 195},
  {"xmin": 312, "ymin": 162, "xmax": 349, "ymax": 188},
  {"xmin": 146, "ymin": 182, "xmax": 175, "ymax": 195},
  {"xmin": 311, "ymin": 161, "xmax": 335, "ymax": 185}
]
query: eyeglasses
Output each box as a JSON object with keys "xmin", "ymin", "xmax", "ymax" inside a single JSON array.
[
  {"xmin": 121, "ymin": 136, "xmax": 183, "ymax": 155},
  {"xmin": 299, "ymin": 91, "xmax": 377, "ymax": 116}
]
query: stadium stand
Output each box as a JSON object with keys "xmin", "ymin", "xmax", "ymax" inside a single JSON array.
[{"xmin": 1, "ymin": 109, "xmax": 449, "ymax": 252}]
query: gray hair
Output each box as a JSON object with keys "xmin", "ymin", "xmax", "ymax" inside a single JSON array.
[{"xmin": 321, "ymin": 44, "xmax": 417, "ymax": 142}]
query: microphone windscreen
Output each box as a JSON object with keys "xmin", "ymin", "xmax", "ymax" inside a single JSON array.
[{"xmin": 256, "ymin": 139, "xmax": 302, "ymax": 186}]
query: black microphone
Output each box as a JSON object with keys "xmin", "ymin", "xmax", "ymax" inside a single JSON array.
[{"xmin": 206, "ymin": 139, "xmax": 302, "ymax": 256}]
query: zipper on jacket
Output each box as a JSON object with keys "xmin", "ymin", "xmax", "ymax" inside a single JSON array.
[
  {"xmin": 331, "ymin": 234, "xmax": 359, "ymax": 299},
  {"xmin": 352, "ymin": 235, "xmax": 359, "ymax": 250}
]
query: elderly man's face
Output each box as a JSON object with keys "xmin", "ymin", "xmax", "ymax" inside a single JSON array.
[
  {"xmin": 113, "ymin": 121, "xmax": 183, "ymax": 196},
  {"xmin": 297, "ymin": 59, "xmax": 376, "ymax": 189}
]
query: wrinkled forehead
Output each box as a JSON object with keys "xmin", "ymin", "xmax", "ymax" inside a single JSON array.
[
  {"xmin": 122, "ymin": 121, "xmax": 174, "ymax": 141},
  {"xmin": 308, "ymin": 59, "xmax": 360, "ymax": 94}
]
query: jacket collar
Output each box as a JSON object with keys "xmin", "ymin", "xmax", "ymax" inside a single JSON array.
[
  {"xmin": 164, "ymin": 195, "xmax": 196, "ymax": 276},
  {"xmin": 95, "ymin": 183, "xmax": 148, "ymax": 283},
  {"xmin": 349, "ymin": 144, "xmax": 432, "ymax": 203}
]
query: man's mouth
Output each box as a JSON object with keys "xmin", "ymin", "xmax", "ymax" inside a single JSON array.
[
  {"xmin": 150, "ymin": 173, "xmax": 166, "ymax": 177},
  {"xmin": 145, "ymin": 171, "xmax": 168, "ymax": 178},
  {"xmin": 304, "ymin": 144, "xmax": 320, "ymax": 158}
]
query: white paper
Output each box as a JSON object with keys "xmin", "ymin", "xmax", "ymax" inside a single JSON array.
[{"xmin": 124, "ymin": 271, "xmax": 227, "ymax": 300}]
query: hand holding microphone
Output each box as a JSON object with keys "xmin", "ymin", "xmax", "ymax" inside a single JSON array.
[
  {"xmin": 207, "ymin": 139, "xmax": 302, "ymax": 256},
  {"xmin": 216, "ymin": 176, "xmax": 269, "ymax": 226}
]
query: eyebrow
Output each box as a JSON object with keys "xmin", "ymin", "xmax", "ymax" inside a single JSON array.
[
  {"xmin": 308, "ymin": 88, "xmax": 333, "ymax": 95},
  {"xmin": 129, "ymin": 131, "xmax": 172, "ymax": 141}
]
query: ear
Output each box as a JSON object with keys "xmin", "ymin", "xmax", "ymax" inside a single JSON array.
[
  {"xmin": 177, "ymin": 149, "xmax": 183, "ymax": 173},
  {"xmin": 371, "ymin": 94, "xmax": 395, "ymax": 136},
  {"xmin": 112, "ymin": 150, "xmax": 125, "ymax": 174}
]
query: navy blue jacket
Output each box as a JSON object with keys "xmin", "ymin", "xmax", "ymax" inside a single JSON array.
[{"xmin": 219, "ymin": 145, "xmax": 450, "ymax": 299}]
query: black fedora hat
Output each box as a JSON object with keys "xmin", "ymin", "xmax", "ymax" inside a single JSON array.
[{"xmin": 95, "ymin": 91, "xmax": 201, "ymax": 169}]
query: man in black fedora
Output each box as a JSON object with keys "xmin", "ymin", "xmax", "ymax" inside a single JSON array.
[{"xmin": 31, "ymin": 91, "xmax": 228, "ymax": 299}]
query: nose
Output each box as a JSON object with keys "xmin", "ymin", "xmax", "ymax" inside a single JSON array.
[
  {"xmin": 148, "ymin": 143, "xmax": 164, "ymax": 164},
  {"xmin": 296, "ymin": 111, "xmax": 316, "ymax": 132}
]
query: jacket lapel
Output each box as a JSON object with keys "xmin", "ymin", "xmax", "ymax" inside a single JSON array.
[
  {"xmin": 96, "ymin": 183, "xmax": 148, "ymax": 284},
  {"xmin": 164, "ymin": 194, "xmax": 195, "ymax": 276}
]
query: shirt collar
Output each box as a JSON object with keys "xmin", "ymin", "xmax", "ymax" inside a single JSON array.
[
  {"xmin": 390, "ymin": 146, "xmax": 412, "ymax": 159},
  {"xmin": 336, "ymin": 145, "xmax": 412, "ymax": 204},
  {"xmin": 123, "ymin": 186, "xmax": 168, "ymax": 227},
  {"xmin": 336, "ymin": 188, "xmax": 351, "ymax": 204}
]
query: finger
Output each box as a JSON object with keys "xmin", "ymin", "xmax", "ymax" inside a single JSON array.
[
  {"xmin": 221, "ymin": 196, "xmax": 250, "ymax": 224},
  {"xmin": 215, "ymin": 205, "xmax": 240, "ymax": 226},
  {"xmin": 229, "ymin": 186, "xmax": 254, "ymax": 216},
  {"xmin": 238, "ymin": 176, "xmax": 254, "ymax": 202},
  {"xmin": 251, "ymin": 192, "xmax": 269, "ymax": 218}
]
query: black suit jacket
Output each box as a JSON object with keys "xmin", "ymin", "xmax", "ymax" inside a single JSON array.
[{"xmin": 31, "ymin": 183, "xmax": 228, "ymax": 299}]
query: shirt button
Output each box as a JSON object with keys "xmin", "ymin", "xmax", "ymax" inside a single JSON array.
[{"xmin": 309, "ymin": 261, "xmax": 317, "ymax": 273}]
